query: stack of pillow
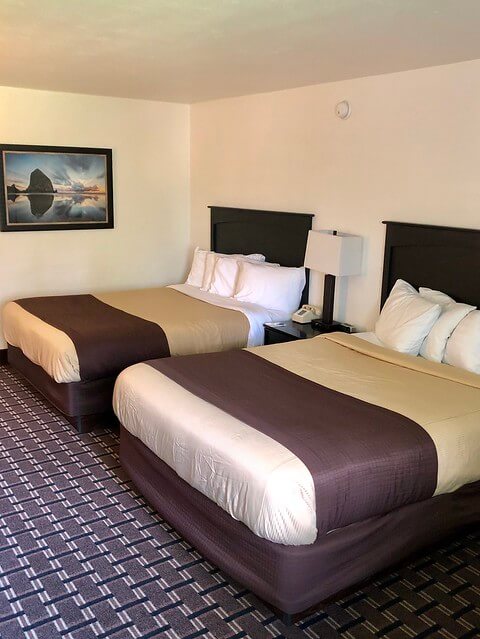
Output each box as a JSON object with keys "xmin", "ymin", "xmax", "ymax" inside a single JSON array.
[
  {"xmin": 375, "ymin": 279, "xmax": 479, "ymax": 373},
  {"xmin": 185, "ymin": 247, "xmax": 306, "ymax": 316}
]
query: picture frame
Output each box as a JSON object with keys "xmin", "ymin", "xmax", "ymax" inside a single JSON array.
[{"xmin": 0, "ymin": 144, "xmax": 114, "ymax": 232}]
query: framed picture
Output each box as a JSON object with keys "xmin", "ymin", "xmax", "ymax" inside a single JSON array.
[{"xmin": 0, "ymin": 144, "xmax": 114, "ymax": 232}]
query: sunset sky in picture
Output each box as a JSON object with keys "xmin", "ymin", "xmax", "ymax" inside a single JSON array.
[{"xmin": 4, "ymin": 151, "xmax": 106, "ymax": 193}]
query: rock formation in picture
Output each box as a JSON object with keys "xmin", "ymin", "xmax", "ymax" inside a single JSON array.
[
  {"xmin": 6, "ymin": 184, "xmax": 21, "ymax": 193},
  {"xmin": 26, "ymin": 168, "xmax": 56, "ymax": 193}
]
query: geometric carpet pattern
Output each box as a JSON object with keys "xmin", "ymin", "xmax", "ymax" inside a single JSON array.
[{"xmin": 0, "ymin": 363, "xmax": 478, "ymax": 639}]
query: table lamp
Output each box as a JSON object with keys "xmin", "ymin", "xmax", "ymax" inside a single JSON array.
[{"xmin": 304, "ymin": 230, "xmax": 362, "ymax": 331}]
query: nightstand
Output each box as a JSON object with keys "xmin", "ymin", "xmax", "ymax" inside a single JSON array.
[{"xmin": 263, "ymin": 320, "xmax": 354, "ymax": 345}]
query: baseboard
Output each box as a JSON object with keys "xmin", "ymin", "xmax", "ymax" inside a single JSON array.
[{"xmin": 0, "ymin": 348, "xmax": 8, "ymax": 364}]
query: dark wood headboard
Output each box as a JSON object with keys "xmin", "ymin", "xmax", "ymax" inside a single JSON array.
[
  {"xmin": 210, "ymin": 206, "xmax": 314, "ymax": 305},
  {"xmin": 381, "ymin": 221, "xmax": 480, "ymax": 307}
]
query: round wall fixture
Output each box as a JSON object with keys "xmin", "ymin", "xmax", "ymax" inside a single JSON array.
[{"xmin": 335, "ymin": 100, "xmax": 351, "ymax": 119}]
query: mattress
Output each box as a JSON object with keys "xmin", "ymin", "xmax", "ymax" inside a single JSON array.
[
  {"xmin": 113, "ymin": 333, "xmax": 480, "ymax": 546},
  {"xmin": 3, "ymin": 284, "xmax": 284, "ymax": 383}
]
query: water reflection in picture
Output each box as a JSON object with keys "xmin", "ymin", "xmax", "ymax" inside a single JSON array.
[{"xmin": 7, "ymin": 193, "xmax": 107, "ymax": 223}]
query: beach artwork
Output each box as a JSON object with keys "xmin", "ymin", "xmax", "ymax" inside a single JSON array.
[{"xmin": 0, "ymin": 145, "xmax": 113, "ymax": 231}]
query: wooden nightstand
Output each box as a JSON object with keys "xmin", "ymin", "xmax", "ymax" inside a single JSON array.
[{"xmin": 263, "ymin": 320, "xmax": 354, "ymax": 345}]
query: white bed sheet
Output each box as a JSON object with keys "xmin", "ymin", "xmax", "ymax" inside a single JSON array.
[{"xmin": 113, "ymin": 362, "xmax": 316, "ymax": 546}]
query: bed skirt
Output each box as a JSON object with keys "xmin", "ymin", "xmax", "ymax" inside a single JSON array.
[
  {"xmin": 8, "ymin": 345, "xmax": 116, "ymax": 432},
  {"xmin": 120, "ymin": 426, "xmax": 480, "ymax": 616}
]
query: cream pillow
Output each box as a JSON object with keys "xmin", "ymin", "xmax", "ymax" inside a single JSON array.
[
  {"xmin": 186, "ymin": 247, "xmax": 208, "ymax": 288},
  {"xmin": 444, "ymin": 310, "xmax": 480, "ymax": 373},
  {"xmin": 234, "ymin": 261, "xmax": 305, "ymax": 315},
  {"xmin": 419, "ymin": 287, "xmax": 475, "ymax": 362},
  {"xmin": 375, "ymin": 280, "xmax": 441, "ymax": 355}
]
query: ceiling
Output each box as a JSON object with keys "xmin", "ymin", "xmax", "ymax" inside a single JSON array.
[{"xmin": 2, "ymin": 0, "xmax": 480, "ymax": 104}]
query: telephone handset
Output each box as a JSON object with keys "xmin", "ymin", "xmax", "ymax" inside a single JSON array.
[{"xmin": 291, "ymin": 304, "xmax": 320, "ymax": 324}]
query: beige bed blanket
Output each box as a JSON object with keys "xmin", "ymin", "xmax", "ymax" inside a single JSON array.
[
  {"xmin": 3, "ymin": 287, "xmax": 249, "ymax": 383},
  {"xmin": 256, "ymin": 333, "xmax": 480, "ymax": 496}
]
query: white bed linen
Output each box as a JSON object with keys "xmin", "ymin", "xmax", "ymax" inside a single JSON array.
[
  {"xmin": 113, "ymin": 362, "xmax": 317, "ymax": 546},
  {"xmin": 3, "ymin": 301, "xmax": 80, "ymax": 383}
]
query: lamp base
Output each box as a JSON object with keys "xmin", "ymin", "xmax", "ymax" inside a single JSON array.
[{"xmin": 311, "ymin": 319, "xmax": 353, "ymax": 333}]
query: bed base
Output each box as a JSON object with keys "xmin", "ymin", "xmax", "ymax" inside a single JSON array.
[
  {"xmin": 7, "ymin": 345, "xmax": 117, "ymax": 433},
  {"xmin": 120, "ymin": 426, "xmax": 480, "ymax": 618},
  {"xmin": 64, "ymin": 412, "xmax": 118, "ymax": 434}
]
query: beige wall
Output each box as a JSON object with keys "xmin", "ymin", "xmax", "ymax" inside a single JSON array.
[
  {"xmin": 191, "ymin": 59, "xmax": 480, "ymax": 330},
  {"xmin": 3, "ymin": 58, "xmax": 480, "ymax": 343},
  {"xmin": 0, "ymin": 86, "xmax": 190, "ymax": 347}
]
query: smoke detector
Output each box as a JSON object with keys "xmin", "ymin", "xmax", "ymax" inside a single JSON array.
[{"xmin": 335, "ymin": 100, "xmax": 351, "ymax": 119}]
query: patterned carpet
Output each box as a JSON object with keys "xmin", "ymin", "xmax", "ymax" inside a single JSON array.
[{"xmin": 0, "ymin": 364, "xmax": 478, "ymax": 639}]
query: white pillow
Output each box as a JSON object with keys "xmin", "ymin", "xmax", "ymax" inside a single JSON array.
[
  {"xmin": 418, "ymin": 287, "xmax": 455, "ymax": 307},
  {"xmin": 201, "ymin": 252, "xmax": 219, "ymax": 290},
  {"xmin": 209, "ymin": 257, "xmax": 281, "ymax": 296},
  {"xmin": 375, "ymin": 279, "xmax": 441, "ymax": 355},
  {"xmin": 419, "ymin": 287, "xmax": 475, "ymax": 362},
  {"xmin": 186, "ymin": 247, "xmax": 208, "ymax": 288},
  {"xmin": 234, "ymin": 261, "xmax": 306, "ymax": 315},
  {"xmin": 209, "ymin": 256, "xmax": 240, "ymax": 297},
  {"xmin": 201, "ymin": 252, "xmax": 265, "ymax": 291},
  {"xmin": 444, "ymin": 310, "xmax": 480, "ymax": 373}
]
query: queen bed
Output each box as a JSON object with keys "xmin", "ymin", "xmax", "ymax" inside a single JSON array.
[
  {"xmin": 113, "ymin": 221, "xmax": 480, "ymax": 619},
  {"xmin": 2, "ymin": 206, "xmax": 313, "ymax": 432}
]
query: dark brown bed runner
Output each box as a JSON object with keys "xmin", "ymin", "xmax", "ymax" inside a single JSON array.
[
  {"xmin": 17, "ymin": 295, "xmax": 170, "ymax": 381},
  {"xmin": 148, "ymin": 349, "xmax": 438, "ymax": 535}
]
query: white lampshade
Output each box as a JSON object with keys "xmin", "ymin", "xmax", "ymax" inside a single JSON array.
[{"xmin": 304, "ymin": 230, "xmax": 362, "ymax": 276}]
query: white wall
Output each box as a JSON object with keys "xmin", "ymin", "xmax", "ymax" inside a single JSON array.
[
  {"xmin": 190, "ymin": 59, "xmax": 480, "ymax": 330},
  {"xmin": 0, "ymin": 86, "xmax": 190, "ymax": 347}
]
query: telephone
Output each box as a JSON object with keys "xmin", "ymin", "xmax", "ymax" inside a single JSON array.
[{"xmin": 292, "ymin": 304, "xmax": 320, "ymax": 324}]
